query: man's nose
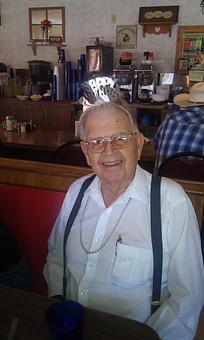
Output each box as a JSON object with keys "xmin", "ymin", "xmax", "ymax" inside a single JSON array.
[{"xmin": 103, "ymin": 140, "xmax": 117, "ymax": 153}]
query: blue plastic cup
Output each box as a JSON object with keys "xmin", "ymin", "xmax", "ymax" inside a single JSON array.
[{"xmin": 45, "ymin": 300, "xmax": 85, "ymax": 340}]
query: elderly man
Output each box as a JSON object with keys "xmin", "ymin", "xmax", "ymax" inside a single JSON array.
[{"xmin": 44, "ymin": 102, "xmax": 204, "ymax": 340}]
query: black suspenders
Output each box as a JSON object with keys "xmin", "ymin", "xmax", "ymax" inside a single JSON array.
[
  {"xmin": 63, "ymin": 174, "xmax": 96, "ymax": 298},
  {"xmin": 150, "ymin": 175, "xmax": 162, "ymax": 314},
  {"xmin": 63, "ymin": 174, "xmax": 162, "ymax": 315}
]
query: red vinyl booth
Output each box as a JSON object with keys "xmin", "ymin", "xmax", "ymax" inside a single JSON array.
[{"xmin": 0, "ymin": 184, "xmax": 65, "ymax": 295}]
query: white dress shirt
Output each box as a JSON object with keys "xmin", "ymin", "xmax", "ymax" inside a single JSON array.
[{"xmin": 44, "ymin": 165, "xmax": 204, "ymax": 340}]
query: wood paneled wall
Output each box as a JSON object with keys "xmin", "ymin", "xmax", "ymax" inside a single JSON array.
[{"xmin": 0, "ymin": 157, "xmax": 203, "ymax": 228}]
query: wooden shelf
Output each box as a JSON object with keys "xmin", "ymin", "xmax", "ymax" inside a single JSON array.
[
  {"xmin": 140, "ymin": 23, "xmax": 172, "ymax": 37},
  {"xmin": 27, "ymin": 42, "xmax": 66, "ymax": 56}
]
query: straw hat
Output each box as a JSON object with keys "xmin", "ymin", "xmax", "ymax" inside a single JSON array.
[{"xmin": 174, "ymin": 82, "xmax": 204, "ymax": 107}]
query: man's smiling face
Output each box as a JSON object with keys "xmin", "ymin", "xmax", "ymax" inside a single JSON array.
[{"xmin": 81, "ymin": 105, "xmax": 143, "ymax": 191}]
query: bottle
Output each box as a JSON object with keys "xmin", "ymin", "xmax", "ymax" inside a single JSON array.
[
  {"xmin": 66, "ymin": 61, "xmax": 72, "ymax": 100},
  {"xmin": 76, "ymin": 59, "xmax": 83, "ymax": 100},
  {"xmin": 80, "ymin": 54, "xmax": 87, "ymax": 82},
  {"xmin": 72, "ymin": 68, "xmax": 77, "ymax": 101},
  {"xmin": 74, "ymin": 106, "xmax": 83, "ymax": 137},
  {"xmin": 23, "ymin": 80, "xmax": 32, "ymax": 96},
  {"xmin": 184, "ymin": 37, "xmax": 190, "ymax": 51},
  {"xmin": 58, "ymin": 48, "xmax": 65, "ymax": 63},
  {"xmin": 51, "ymin": 74, "xmax": 57, "ymax": 102}
]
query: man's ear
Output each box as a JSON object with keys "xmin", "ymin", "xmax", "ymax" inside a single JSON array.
[
  {"xmin": 80, "ymin": 141, "xmax": 91, "ymax": 166},
  {"xmin": 136, "ymin": 133, "xmax": 145, "ymax": 160}
]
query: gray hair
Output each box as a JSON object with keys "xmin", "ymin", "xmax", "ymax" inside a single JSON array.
[{"xmin": 77, "ymin": 102, "xmax": 139, "ymax": 140}]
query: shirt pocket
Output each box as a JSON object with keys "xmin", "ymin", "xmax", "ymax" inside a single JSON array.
[{"xmin": 110, "ymin": 243, "xmax": 153, "ymax": 288}]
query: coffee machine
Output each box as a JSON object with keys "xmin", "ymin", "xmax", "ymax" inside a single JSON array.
[
  {"xmin": 112, "ymin": 66, "xmax": 137, "ymax": 103},
  {"xmin": 28, "ymin": 60, "xmax": 52, "ymax": 95},
  {"xmin": 134, "ymin": 64, "xmax": 157, "ymax": 103},
  {"xmin": 134, "ymin": 52, "xmax": 157, "ymax": 103}
]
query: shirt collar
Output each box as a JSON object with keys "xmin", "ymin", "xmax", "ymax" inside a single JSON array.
[{"xmin": 88, "ymin": 165, "xmax": 149, "ymax": 207}]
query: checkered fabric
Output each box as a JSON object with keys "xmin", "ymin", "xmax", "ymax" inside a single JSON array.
[{"xmin": 154, "ymin": 106, "xmax": 204, "ymax": 173}]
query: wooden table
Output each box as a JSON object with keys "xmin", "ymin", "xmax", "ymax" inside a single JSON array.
[
  {"xmin": 0, "ymin": 128, "xmax": 77, "ymax": 163},
  {"xmin": 0, "ymin": 128, "xmax": 75, "ymax": 151},
  {"xmin": 0, "ymin": 284, "xmax": 159, "ymax": 340}
]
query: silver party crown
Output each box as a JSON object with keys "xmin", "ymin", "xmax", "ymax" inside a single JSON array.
[{"xmin": 79, "ymin": 77, "xmax": 122, "ymax": 107}]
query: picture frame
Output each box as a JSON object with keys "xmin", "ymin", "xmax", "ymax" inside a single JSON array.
[
  {"xmin": 175, "ymin": 26, "xmax": 204, "ymax": 73},
  {"xmin": 189, "ymin": 70, "xmax": 204, "ymax": 82},
  {"xmin": 178, "ymin": 58, "xmax": 189, "ymax": 72},
  {"xmin": 139, "ymin": 6, "xmax": 179, "ymax": 24},
  {"xmin": 116, "ymin": 25, "xmax": 137, "ymax": 49},
  {"xmin": 49, "ymin": 36, "xmax": 62, "ymax": 45}
]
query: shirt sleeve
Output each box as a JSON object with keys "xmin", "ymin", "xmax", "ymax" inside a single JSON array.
[
  {"xmin": 43, "ymin": 194, "xmax": 70, "ymax": 297},
  {"xmin": 146, "ymin": 196, "xmax": 204, "ymax": 340}
]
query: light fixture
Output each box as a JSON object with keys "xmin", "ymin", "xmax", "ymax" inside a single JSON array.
[{"xmin": 200, "ymin": 0, "xmax": 204, "ymax": 14}]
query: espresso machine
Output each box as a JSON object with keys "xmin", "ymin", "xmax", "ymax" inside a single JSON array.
[
  {"xmin": 112, "ymin": 66, "xmax": 137, "ymax": 103},
  {"xmin": 134, "ymin": 64, "xmax": 157, "ymax": 103},
  {"xmin": 134, "ymin": 52, "xmax": 157, "ymax": 103}
]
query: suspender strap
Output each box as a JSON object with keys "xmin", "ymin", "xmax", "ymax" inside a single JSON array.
[
  {"xmin": 63, "ymin": 174, "xmax": 96, "ymax": 299},
  {"xmin": 150, "ymin": 174, "xmax": 163, "ymax": 315}
]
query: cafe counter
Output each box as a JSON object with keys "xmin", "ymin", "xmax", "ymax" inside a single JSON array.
[{"xmin": 0, "ymin": 97, "xmax": 79, "ymax": 133}]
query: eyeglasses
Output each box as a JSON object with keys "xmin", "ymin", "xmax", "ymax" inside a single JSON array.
[{"xmin": 83, "ymin": 133, "xmax": 137, "ymax": 153}]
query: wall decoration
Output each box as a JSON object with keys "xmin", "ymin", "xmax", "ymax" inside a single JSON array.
[
  {"xmin": 175, "ymin": 26, "xmax": 204, "ymax": 73},
  {"xmin": 139, "ymin": 6, "xmax": 179, "ymax": 37},
  {"xmin": 49, "ymin": 36, "xmax": 62, "ymax": 45},
  {"xmin": 189, "ymin": 69, "xmax": 204, "ymax": 82},
  {"xmin": 139, "ymin": 6, "xmax": 179, "ymax": 24},
  {"xmin": 178, "ymin": 58, "xmax": 189, "ymax": 72},
  {"xmin": 201, "ymin": 1, "xmax": 204, "ymax": 14},
  {"xmin": 116, "ymin": 25, "xmax": 137, "ymax": 49}
]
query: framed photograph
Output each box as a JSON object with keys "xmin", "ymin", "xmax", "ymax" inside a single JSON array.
[
  {"xmin": 189, "ymin": 70, "xmax": 204, "ymax": 82},
  {"xmin": 139, "ymin": 6, "xmax": 179, "ymax": 24},
  {"xmin": 116, "ymin": 25, "xmax": 137, "ymax": 49},
  {"xmin": 49, "ymin": 36, "xmax": 62, "ymax": 45},
  {"xmin": 178, "ymin": 58, "xmax": 189, "ymax": 72}
]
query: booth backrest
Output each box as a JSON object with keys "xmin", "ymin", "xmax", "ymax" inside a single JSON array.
[
  {"xmin": 0, "ymin": 158, "xmax": 91, "ymax": 295},
  {"xmin": 0, "ymin": 184, "xmax": 65, "ymax": 294}
]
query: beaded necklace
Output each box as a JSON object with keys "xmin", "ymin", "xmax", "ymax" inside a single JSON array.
[{"xmin": 79, "ymin": 196, "xmax": 131, "ymax": 254}]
